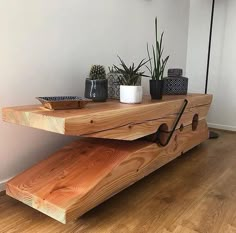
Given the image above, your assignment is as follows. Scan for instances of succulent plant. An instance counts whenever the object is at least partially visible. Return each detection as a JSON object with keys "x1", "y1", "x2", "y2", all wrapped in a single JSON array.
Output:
[
  {"x1": 146, "y1": 17, "x2": 169, "y2": 80},
  {"x1": 108, "y1": 66, "x2": 119, "y2": 73},
  {"x1": 89, "y1": 65, "x2": 106, "y2": 80},
  {"x1": 113, "y1": 56, "x2": 149, "y2": 86}
]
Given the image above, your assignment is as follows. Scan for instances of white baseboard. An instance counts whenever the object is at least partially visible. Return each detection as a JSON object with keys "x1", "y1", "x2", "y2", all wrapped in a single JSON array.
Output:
[
  {"x1": 0, "y1": 177, "x2": 12, "y2": 192},
  {"x1": 208, "y1": 123, "x2": 236, "y2": 132},
  {"x1": 0, "y1": 181, "x2": 6, "y2": 192}
]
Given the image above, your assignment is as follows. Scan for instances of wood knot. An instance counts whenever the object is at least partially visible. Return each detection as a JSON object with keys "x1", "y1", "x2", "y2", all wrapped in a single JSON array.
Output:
[{"x1": 175, "y1": 135, "x2": 178, "y2": 141}]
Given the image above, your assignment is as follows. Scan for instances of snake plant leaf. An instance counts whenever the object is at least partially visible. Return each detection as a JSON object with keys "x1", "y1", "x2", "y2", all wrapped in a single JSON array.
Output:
[
  {"x1": 152, "y1": 45, "x2": 157, "y2": 79},
  {"x1": 146, "y1": 17, "x2": 169, "y2": 81},
  {"x1": 160, "y1": 48, "x2": 164, "y2": 58},
  {"x1": 155, "y1": 17, "x2": 159, "y2": 55},
  {"x1": 160, "y1": 32, "x2": 164, "y2": 54},
  {"x1": 155, "y1": 18, "x2": 161, "y2": 74},
  {"x1": 147, "y1": 43, "x2": 153, "y2": 75},
  {"x1": 160, "y1": 56, "x2": 169, "y2": 78}
]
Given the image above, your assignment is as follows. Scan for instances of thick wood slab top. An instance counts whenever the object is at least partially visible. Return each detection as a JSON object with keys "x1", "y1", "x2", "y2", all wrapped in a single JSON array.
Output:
[{"x1": 2, "y1": 94, "x2": 212, "y2": 140}]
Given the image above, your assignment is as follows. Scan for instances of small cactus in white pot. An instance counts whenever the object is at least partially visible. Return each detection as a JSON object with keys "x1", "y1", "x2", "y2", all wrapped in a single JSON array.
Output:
[{"x1": 113, "y1": 56, "x2": 149, "y2": 104}]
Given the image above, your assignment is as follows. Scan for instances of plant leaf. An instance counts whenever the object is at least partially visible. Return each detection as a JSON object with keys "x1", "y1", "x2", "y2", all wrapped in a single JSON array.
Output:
[
  {"x1": 146, "y1": 43, "x2": 153, "y2": 76},
  {"x1": 159, "y1": 32, "x2": 164, "y2": 54},
  {"x1": 114, "y1": 56, "x2": 149, "y2": 85},
  {"x1": 152, "y1": 45, "x2": 158, "y2": 80},
  {"x1": 145, "y1": 65, "x2": 152, "y2": 75},
  {"x1": 160, "y1": 55, "x2": 169, "y2": 79}
]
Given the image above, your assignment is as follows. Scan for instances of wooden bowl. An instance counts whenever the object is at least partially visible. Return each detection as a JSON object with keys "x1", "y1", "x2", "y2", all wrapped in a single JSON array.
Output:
[{"x1": 36, "y1": 96, "x2": 91, "y2": 110}]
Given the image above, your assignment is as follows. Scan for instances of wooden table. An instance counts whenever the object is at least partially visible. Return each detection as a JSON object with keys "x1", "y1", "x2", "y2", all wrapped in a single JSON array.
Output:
[{"x1": 2, "y1": 94, "x2": 212, "y2": 224}]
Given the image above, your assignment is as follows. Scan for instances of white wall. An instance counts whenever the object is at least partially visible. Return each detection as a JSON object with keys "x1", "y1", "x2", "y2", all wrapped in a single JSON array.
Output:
[
  {"x1": 207, "y1": 0, "x2": 236, "y2": 131},
  {"x1": 186, "y1": 0, "x2": 212, "y2": 93},
  {"x1": 0, "y1": 0, "x2": 190, "y2": 191},
  {"x1": 186, "y1": 0, "x2": 236, "y2": 131}
]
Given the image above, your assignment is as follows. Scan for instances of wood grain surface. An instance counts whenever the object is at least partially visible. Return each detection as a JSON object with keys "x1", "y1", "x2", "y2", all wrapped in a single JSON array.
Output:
[
  {"x1": 6, "y1": 119, "x2": 209, "y2": 223},
  {"x1": 1, "y1": 130, "x2": 236, "y2": 233},
  {"x1": 2, "y1": 94, "x2": 212, "y2": 140}
]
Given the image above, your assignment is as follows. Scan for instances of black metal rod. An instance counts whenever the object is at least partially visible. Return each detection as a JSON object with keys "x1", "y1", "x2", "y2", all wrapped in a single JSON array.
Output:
[
  {"x1": 205, "y1": 0, "x2": 215, "y2": 94},
  {"x1": 205, "y1": 0, "x2": 219, "y2": 139},
  {"x1": 158, "y1": 99, "x2": 188, "y2": 147}
]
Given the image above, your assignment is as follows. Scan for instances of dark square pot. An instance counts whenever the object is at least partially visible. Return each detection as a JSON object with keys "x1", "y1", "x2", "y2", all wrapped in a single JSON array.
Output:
[
  {"x1": 149, "y1": 80, "x2": 163, "y2": 100},
  {"x1": 84, "y1": 79, "x2": 108, "y2": 102}
]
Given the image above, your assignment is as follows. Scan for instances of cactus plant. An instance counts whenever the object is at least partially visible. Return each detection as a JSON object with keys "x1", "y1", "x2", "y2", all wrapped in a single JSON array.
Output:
[
  {"x1": 85, "y1": 65, "x2": 108, "y2": 102},
  {"x1": 89, "y1": 65, "x2": 106, "y2": 80}
]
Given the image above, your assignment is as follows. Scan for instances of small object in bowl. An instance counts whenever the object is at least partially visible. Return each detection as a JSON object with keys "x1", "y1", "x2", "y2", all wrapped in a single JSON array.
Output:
[{"x1": 36, "y1": 96, "x2": 91, "y2": 110}]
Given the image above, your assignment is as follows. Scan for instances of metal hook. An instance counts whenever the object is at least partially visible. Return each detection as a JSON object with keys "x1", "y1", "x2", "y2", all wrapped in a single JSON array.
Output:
[{"x1": 157, "y1": 99, "x2": 188, "y2": 147}]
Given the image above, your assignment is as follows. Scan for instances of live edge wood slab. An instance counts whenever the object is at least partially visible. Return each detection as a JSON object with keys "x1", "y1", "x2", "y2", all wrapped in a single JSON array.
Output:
[
  {"x1": 2, "y1": 94, "x2": 212, "y2": 224},
  {"x1": 3, "y1": 94, "x2": 212, "y2": 140}
]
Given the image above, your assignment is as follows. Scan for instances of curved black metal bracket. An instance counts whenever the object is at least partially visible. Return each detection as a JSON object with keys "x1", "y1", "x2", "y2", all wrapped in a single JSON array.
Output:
[{"x1": 157, "y1": 99, "x2": 188, "y2": 147}]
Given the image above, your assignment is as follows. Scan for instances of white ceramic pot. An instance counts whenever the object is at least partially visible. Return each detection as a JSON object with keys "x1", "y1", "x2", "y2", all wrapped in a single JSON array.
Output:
[{"x1": 120, "y1": 85, "x2": 143, "y2": 104}]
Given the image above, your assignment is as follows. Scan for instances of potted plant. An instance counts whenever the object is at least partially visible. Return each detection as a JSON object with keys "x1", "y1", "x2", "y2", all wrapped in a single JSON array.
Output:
[
  {"x1": 146, "y1": 17, "x2": 169, "y2": 100},
  {"x1": 113, "y1": 56, "x2": 148, "y2": 104},
  {"x1": 84, "y1": 65, "x2": 108, "y2": 102},
  {"x1": 107, "y1": 66, "x2": 123, "y2": 100}
]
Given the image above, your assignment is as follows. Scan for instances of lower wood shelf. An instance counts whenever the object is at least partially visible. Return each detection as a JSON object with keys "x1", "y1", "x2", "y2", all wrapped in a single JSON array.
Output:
[{"x1": 6, "y1": 120, "x2": 209, "y2": 224}]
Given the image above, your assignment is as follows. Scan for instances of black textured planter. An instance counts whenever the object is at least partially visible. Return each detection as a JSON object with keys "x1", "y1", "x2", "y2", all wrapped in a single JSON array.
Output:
[
  {"x1": 163, "y1": 76, "x2": 188, "y2": 95},
  {"x1": 149, "y1": 80, "x2": 163, "y2": 100},
  {"x1": 84, "y1": 79, "x2": 108, "y2": 102}
]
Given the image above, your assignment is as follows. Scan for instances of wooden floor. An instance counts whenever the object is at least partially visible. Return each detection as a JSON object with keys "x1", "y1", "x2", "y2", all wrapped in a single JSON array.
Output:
[{"x1": 0, "y1": 130, "x2": 236, "y2": 233}]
